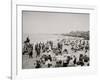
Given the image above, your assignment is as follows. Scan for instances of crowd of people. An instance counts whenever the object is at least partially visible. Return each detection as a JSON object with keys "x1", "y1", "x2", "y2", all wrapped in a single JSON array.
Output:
[{"x1": 22, "y1": 36, "x2": 89, "y2": 68}]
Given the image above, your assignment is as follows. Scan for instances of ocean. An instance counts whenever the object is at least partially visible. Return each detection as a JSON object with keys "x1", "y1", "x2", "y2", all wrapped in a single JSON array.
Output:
[{"x1": 23, "y1": 33, "x2": 84, "y2": 44}]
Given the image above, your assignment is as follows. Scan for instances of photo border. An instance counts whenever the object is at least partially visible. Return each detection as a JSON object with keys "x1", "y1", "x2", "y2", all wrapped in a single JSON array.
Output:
[{"x1": 11, "y1": 1, "x2": 97, "y2": 80}]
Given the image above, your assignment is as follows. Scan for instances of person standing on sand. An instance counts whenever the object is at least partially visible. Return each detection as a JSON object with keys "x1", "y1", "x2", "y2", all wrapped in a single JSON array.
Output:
[{"x1": 28, "y1": 43, "x2": 33, "y2": 58}]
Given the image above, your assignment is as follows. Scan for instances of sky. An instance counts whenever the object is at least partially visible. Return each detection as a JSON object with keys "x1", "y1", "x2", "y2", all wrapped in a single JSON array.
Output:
[{"x1": 22, "y1": 11, "x2": 89, "y2": 34}]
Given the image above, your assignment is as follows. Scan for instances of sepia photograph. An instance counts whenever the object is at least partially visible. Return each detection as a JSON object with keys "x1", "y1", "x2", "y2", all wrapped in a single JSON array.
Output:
[{"x1": 22, "y1": 11, "x2": 90, "y2": 69}]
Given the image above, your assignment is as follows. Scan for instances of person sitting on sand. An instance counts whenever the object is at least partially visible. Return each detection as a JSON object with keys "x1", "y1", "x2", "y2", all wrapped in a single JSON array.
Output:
[{"x1": 35, "y1": 60, "x2": 41, "y2": 68}]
